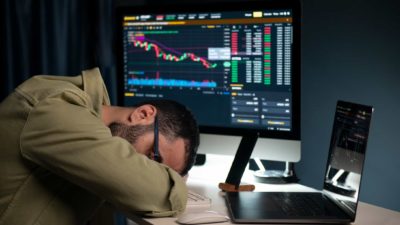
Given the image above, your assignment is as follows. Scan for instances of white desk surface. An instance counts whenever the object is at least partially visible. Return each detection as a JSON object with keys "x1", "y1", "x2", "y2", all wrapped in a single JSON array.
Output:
[{"x1": 134, "y1": 154, "x2": 400, "y2": 225}]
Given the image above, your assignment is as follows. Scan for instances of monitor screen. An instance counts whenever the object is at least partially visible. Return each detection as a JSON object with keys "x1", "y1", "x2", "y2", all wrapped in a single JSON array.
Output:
[{"x1": 116, "y1": 0, "x2": 300, "y2": 143}]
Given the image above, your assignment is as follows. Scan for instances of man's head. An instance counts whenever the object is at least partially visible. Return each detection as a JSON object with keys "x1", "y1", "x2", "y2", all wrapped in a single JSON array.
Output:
[{"x1": 107, "y1": 99, "x2": 200, "y2": 176}]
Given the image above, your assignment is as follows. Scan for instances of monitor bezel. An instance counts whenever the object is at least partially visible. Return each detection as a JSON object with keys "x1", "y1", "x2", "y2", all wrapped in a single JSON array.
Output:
[{"x1": 114, "y1": 0, "x2": 301, "y2": 140}]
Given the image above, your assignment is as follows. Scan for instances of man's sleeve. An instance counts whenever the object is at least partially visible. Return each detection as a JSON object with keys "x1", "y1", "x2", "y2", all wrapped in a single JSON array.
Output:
[{"x1": 19, "y1": 93, "x2": 187, "y2": 218}]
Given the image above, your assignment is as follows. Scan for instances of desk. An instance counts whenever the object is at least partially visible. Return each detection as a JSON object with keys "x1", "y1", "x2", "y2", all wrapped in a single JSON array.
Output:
[{"x1": 129, "y1": 154, "x2": 400, "y2": 225}]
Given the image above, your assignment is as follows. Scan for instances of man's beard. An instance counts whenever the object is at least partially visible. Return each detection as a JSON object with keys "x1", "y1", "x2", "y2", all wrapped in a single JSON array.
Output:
[{"x1": 109, "y1": 123, "x2": 153, "y2": 144}]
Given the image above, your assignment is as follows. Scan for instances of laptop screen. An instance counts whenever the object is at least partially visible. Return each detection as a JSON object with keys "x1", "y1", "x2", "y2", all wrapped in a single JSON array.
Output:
[{"x1": 323, "y1": 100, "x2": 373, "y2": 217}]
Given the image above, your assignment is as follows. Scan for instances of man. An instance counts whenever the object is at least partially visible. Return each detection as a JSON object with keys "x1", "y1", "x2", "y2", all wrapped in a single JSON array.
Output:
[{"x1": 0, "y1": 68, "x2": 200, "y2": 225}]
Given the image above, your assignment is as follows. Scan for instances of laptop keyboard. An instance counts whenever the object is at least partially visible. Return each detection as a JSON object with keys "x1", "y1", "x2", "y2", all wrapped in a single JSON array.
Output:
[{"x1": 272, "y1": 193, "x2": 326, "y2": 216}]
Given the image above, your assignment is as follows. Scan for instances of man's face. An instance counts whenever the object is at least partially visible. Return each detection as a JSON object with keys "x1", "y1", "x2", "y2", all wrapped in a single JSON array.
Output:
[{"x1": 109, "y1": 123, "x2": 186, "y2": 174}]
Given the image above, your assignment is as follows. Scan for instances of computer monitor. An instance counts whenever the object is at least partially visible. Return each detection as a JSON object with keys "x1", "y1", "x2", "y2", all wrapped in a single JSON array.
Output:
[{"x1": 115, "y1": 0, "x2": 301, "y2": 184}]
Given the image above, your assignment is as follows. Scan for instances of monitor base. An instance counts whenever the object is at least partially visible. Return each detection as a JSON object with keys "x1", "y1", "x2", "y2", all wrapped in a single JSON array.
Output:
[
  {"x1": 253, "y1": 161, "x2": 299, "y2": 184},
  {"x1": 254, "y1": 169, "x2": 299, "y2": 184}
]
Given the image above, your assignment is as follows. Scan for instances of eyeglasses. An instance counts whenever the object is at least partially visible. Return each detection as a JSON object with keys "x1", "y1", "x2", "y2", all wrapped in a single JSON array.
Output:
[{"x1": 152, "y1": 115, "x2": 162, "y2": 163}]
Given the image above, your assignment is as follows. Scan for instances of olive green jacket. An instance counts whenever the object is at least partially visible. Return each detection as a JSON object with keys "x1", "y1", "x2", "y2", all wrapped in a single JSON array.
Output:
[{"x1": 0, "y1": 68, "x2": 187, "y2": 225}]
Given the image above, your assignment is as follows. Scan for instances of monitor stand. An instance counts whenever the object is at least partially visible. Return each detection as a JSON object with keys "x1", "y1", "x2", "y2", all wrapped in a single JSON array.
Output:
[
  {"x1": 253, "y1": 159, "x2": 299, "y2": 184},
  {"x1": 220, "y1": 133, "x2": 299, "y2": 191},
  {"x1": 221, "y1": 132, "x2": 259, "y2": 191}
]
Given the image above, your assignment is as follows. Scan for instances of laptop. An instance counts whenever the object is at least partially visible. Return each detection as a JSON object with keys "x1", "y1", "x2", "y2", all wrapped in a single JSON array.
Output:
[{"x1": 225, "y1": 100, "x2": 374, "y2": 224}]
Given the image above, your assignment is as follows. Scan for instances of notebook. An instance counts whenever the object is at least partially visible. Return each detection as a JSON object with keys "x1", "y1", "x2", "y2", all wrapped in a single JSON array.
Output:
[{"x1": 225, "y1": 100, "x2": 374, "y2": 224}]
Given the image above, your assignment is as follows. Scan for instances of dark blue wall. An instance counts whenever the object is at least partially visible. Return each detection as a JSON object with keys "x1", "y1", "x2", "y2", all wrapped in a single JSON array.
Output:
[{"x1": 298, "y1": 0, "x2": 400, "y2": 211}]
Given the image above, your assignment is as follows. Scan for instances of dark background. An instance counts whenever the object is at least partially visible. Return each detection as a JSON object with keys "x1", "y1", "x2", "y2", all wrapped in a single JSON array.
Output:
[
  {"x1": 2, "y1": 0, "x2": 400, "y2": 212},
  {"x1": 299, "y1": 0, "x2": 400, "y2": 212}
]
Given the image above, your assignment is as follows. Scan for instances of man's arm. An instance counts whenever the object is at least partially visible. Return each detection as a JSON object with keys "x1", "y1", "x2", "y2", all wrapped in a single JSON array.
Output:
[{"x1": 20, "y1": 93, "x2": 187, "y2": 218}]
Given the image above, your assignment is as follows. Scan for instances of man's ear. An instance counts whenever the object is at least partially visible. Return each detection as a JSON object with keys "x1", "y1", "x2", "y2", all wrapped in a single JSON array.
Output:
[{"x1": 128, "y1": 104, "x2": 157, "y2": 125}]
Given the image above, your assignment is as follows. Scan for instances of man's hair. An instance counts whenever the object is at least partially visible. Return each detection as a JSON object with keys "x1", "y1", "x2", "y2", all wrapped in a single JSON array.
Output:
[{"x1": 133, "y1": 99, "x2": 200, "y2": 176}]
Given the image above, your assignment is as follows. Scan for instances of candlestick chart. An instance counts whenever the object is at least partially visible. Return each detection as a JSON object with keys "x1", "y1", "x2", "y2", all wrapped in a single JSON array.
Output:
[{"x1": 124, "y1": 29, "x2": 225, "y2": 89}]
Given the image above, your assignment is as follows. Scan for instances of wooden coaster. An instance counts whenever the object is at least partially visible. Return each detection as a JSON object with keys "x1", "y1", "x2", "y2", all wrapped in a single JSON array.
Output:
[{"x1": 218, "y1": 182, "x2": 255, "y2": 192}]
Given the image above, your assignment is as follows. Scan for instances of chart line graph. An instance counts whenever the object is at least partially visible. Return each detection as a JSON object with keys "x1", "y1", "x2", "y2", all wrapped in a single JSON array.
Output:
[
  {"x1": 129, "y1": 35, "x2": 217, "y2": 69},
  {"x1": 124, "y1": 28, "x2": 226, "y2": 89}
]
